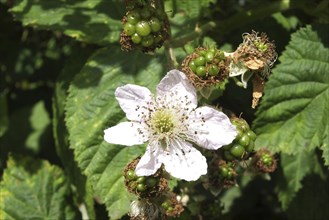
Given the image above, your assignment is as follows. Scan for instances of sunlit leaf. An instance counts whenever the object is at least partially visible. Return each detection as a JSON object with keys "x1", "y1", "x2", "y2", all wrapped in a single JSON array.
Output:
[
  {"x1": 26, "y1": 100, "x2": 50, "y2": 152},
  {"x1": 253, "y1": 25, "x2": 329, "y2": 155},
  {"x1": 10, "y1": 0, "x2": 124, "y2": 45},
  {"x1": 53, "y1": 45, "x2": 96, "y2": 219},
  {"x1": 65, "y1": 46, "x2": 165, "y2": 219},
  {"x1": 0, "y1": 155, "x2": 80, "y2": 220}
]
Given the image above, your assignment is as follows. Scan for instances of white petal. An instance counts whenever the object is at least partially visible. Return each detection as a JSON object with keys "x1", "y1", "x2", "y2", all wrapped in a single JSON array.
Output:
[
  {"x1": 104, "y1": 122, "x2": 148, "y2": 146},
  {"x1": 160, "y1": 139, "x2": 207, "y2": 181},
  {"x1": 189, "y1": 106, "x2": 237, "y2": 150},
  {"x1": 135, "y1": 141, "x2": 164, "y2": 176},
  {"x1": 115, "y1": 84, "x2": 153, "y2": 121},
  {"x1": 156, "y1": 70, "x2": 197, "y2": 107}
]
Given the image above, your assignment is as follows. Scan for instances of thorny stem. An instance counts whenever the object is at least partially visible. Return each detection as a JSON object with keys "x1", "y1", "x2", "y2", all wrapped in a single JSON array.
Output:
[{"x1": 164, "y1": 41, "x2": 179, "y2": 69}]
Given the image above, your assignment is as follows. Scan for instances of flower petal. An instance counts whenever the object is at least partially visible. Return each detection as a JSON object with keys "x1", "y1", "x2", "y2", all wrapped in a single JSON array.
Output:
[
  {"x1": 115, "y1": 84, "x2": 153, "y2": 121},
  {"x1": 135, "y1": 141, "x2": 164, "y2": 176},
  {"x1": 104, "y1": 122, "x2": 148, "y2": 146},
  {"x1": 189, "y1": 106, "x2": 237, "y2": 150},
  {"x1": 156, "y1": 70, "x2": 197, "y2": 107},
  {"x1": 160, "y1": 139, "x2": 207, "y2": 181}
]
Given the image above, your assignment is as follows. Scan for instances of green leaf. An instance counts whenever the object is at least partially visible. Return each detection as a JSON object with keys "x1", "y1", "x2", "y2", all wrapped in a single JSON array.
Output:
[
  {"x1": 320, "y1": 142, "x2": 329, "y2": 167},
  {"x1": 10, "y1": 0, "x2": 124, "y2": 45},
  {"x1": 26, "y1": 100, "x2": 50, "y2": 152},
  {"x1": 166, "y1": 0, "x2": 215, "y2": 19},
  {"x1": 65, "y1": 46, "x2": 165, "y2": 219},
  {"x1": 0, "y1": 100, "x2": 51, "y2": 154},
  {"x1": 253, "y1": 25, "x2": 329, "y2": 155},
  {"x1": 277, "y1": 148, "x2": 324, "y2": 210},
  {"x1": 53, "y1": 45, "x2": 96, "y2": 219},
  {"x1": 286, "y1": 174, "x2": 329, "y2": 220},
  {"x1": 0, "y1": 93, "x2": 8, "y2": 137},
  {"x1": 0, "y1": 155, "x2": 80, "y2": 220},
  {"x1": 165, "y1": 0, "x2": 214, "y2": 38},
  {"x1": 272, "y1": 12, "x2": 299, "y2": 31}
]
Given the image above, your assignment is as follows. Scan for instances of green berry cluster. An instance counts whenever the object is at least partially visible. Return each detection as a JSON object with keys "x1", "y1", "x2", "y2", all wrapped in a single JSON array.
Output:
[
  {"x1": 218, "y1": 162, "x2": 236, "y2": 180},
  {"x1": 160, "y1": 195, "x2": 183, "y2": 218},
  {"x1": 125, "y1": 169, "x2": 160, "y2": 197},
  {"x1": 252, "y1": 149, "x2": 277, "y2": 173},
  {"x1": 222, "y1": 118, "x2": 256, "y2": 161},
  {"x1": 188, "y1": 48, "x2": 225, "y2": 78},
  {"x1": 122, "y1": 5, "x2": 168, "y2": 50}
]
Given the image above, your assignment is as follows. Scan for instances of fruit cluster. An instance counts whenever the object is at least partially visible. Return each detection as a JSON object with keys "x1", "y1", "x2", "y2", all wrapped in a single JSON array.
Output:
[
  {"x1": 121, "y1": 5, "x2": 169, "y2": 52},
  {"x1": 252, "y1": 149, "x2": 277, "y2": 173},
  {"x1": 124, "y1": 168, "x2": 166, "y2": 198},
  {"x1": 181, "y1": 47, "x2": 230, "y2": 88},
  {"x1": 188, "y1": 47, "x2": 225, "y2": 78},
  {"x1": 217, "y1": 160, "x2": 237, "y2": 188},
  {"x1": 222, "y1": 117, "x2": 256, "y2": 161},
  {"x1": 160, "y1": 194, "x2": 184, "y2": 218}
]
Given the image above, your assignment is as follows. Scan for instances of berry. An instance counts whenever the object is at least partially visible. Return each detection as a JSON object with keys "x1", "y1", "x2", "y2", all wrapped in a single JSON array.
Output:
[
  {"x1": 124, "y1": 23, "x2": 135, "y2": 36},
  {"x1": 140, "y1": 7, "x2": 152, "y2": 19},
  {"x1": 196, "y1": 66, "x2": 206, "y2": 77},
  {"x1": 141, "y1": 35, "x2": 154, "y2": 47},
  {"x1": 145, "y1": 177, "x2": 157, "y2": 188},
  {"x1": 197, "y1": 50, "x2": 207, "y2": 56},
  {"x1": 246, "y1": 140, "x2": 255, "y2": 152},
  {"x1": 136, "y1": 176, "x2": 145, "y2": 183},
  {"x1": 194, "y1": 56, "x2": 206, "y2": 66},
  {"x1": 219, "y1": 167, "x2": 229, "y2": 177},
  {"x1": 208, "y1": 64, "x2": 219, "y2": 76},
  {"x1": 149, "y1": 17, "x2": 161, "y2": 32},
  {"x1": 136, "y1": 183, "x2": 146, "y2": 192},
  {"x1": 238, "y1": 134, "x2": 250, "y2": 147},
  {"x1": 224, "y1": 150, "x2": 235, "y2": 161},
  {"x1": 131, "y1": 33, "x2": 142, "y2": 44},
  {"x1": 126, "y1": 170, "x2": 136, "y2": 180},
  {"x1": 205, "y1": 52, "x2": 214, "y2": 62},
  {"x1": 135, "y1": 21, "x2": 151, "y2": 37},
  {"x1": 230, "y1": 144, "x2": 245, "y2": 158},
  {"x1": 209, "y1": 47, "x2": 216, "y2": 53},
  {"x1": 189, "y1": 60, "x2": 197, "y2": 72},
  {"x1": 127, "y1": 10, "x2": 141, "y2": 25},
  {"x1": 246, "y1": 130, "x2": 256, "y2": 141},
  {"x1": 235, "y1": 128, "x2": 244, "y2": 140},
  {"x1": 161, "y1": 201, "x2": 170, "y2": 209}
]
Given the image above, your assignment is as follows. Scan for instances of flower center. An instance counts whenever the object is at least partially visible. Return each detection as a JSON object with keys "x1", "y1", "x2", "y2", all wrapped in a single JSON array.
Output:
[{"x1": 150, "y1": 109, "x2": 176, "y2": 134}]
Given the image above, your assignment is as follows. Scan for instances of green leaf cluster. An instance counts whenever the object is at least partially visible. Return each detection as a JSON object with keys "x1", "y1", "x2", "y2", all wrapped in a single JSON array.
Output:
[{"x1": 253, "y1": 25, "x2": 329, "y2": 209}]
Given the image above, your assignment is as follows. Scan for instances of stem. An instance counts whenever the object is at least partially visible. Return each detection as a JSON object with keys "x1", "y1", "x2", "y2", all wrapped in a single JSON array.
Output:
[
  {"x1": 169, "y1": 21, "x2": 216, "y2": 48},
  {"x1": 164, "y1": 41, "x2": 179, "y2": 69}
]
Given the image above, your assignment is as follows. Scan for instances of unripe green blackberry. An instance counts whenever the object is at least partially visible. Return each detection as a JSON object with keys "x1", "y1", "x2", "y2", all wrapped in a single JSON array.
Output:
[
  {"x1": 222, "y1": 117, "x2": 256, "y2": 161},
  {"x1": 160, "y1": 193, "x2": 184, "y2": 218},
  {"x1": 251, "y1": 149, "x2": 277, "y2": 173},
  {"x1": 123, "y1": 157, "x2": 168, "y2": 198},
  {"x1": 181, "y1": 47, "x2": 229, "y2": 88},
  {"x1": 217, "y1": 161, "x2": 237, "y2": 188},
  {"x1": 120, "y1": 3, "x2": 170, "y2": 52}
]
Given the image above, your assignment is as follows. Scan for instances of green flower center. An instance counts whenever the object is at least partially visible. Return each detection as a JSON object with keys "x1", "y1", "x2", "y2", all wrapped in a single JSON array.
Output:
[{"x1": 151, "y1": 109, "x2": 176, "y2": 134}]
